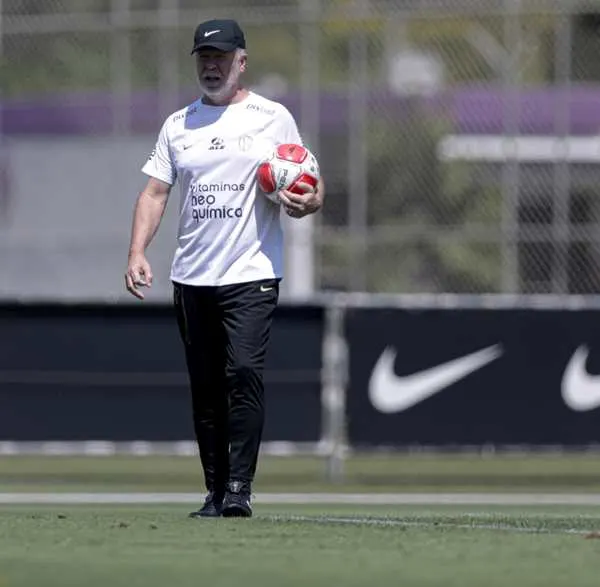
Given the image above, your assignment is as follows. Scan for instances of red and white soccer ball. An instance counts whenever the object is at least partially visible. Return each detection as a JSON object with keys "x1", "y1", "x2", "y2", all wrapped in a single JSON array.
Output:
[{"x1": 257, "y1": 143, "x2": 320, "y2": 204}]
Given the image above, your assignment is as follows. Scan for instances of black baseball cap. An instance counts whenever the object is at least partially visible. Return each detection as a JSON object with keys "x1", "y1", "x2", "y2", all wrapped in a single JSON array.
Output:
[{"x1": 191, "y1": 19, "x2": 246, "y2": 54}]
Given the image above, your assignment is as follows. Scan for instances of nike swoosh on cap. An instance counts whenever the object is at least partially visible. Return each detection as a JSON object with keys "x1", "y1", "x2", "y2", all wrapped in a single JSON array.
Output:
[
  {"x1": 204, "y1": 30, "x2": 221, "y2": 37},
  {"x1": 561, "y1": 345, "x2": 600, "y2": 411},
  {"x1": 368, "y1": 344, "x2": 503, "y2": 414}
]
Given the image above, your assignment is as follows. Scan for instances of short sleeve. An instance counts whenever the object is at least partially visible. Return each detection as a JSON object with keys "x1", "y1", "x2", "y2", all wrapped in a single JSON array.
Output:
[
  {"x1": 141, "y1": 119, "x2": 177, "y2": 185},
  {"x1": 278, "y1": 106, "x2": 304, "y2": 146}
]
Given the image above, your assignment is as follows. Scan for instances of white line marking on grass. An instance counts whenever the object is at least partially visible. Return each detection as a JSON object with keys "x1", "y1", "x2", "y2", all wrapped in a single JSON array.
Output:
[
  {"x1": 1, "y1": 492, "x2": 600, "y2": 505},
  {"x1": 264, "y1": 515, "x2": 595, "y2": 536},
  {"x1": 1, "y1": 493, "x2": 598, "y2": 535},
  {"x1": 255, "y1": 493, "x2": 600, "y2": 506}
]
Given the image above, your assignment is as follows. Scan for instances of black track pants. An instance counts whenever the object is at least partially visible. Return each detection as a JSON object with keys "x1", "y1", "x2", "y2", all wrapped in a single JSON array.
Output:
[{"x1": 173, "y1": 278, "x2": 279, "y2": 490}]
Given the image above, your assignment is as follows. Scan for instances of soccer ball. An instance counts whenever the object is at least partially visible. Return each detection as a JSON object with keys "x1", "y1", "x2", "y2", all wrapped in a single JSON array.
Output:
[{"x1": 256, "y1": 143, "x2": 320, "y2": 204}]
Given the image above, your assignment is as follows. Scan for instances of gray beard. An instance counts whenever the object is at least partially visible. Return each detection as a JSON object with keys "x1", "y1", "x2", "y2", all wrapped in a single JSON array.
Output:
[{"x1": 198, "y1": 66, "x2": 241, "y2": 103}]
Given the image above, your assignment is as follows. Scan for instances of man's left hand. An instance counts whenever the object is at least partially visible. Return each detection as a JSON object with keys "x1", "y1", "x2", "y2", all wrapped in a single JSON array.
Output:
[{"x1": 278, "y1": 181, "x2": 322, "y2": 219}]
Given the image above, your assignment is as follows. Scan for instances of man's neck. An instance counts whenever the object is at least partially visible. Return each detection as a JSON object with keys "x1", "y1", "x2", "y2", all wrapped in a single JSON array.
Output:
[{"x1": 202, "y1": 87, "x2": 249, "y2": 107}]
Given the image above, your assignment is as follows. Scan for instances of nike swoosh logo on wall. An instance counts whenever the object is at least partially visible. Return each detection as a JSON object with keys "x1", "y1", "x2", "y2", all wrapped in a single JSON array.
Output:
[
  {"x1": 368, "y1": 344, "x2": 503, "y2": 414},
  {"x1": 561, "y1": 345, "x2": 600, "y2": 411}
]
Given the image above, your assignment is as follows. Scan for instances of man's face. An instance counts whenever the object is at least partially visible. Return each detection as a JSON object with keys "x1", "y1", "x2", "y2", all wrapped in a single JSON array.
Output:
[{"x1": 195, "y1": 48, "x2": 246, "y2": 99}]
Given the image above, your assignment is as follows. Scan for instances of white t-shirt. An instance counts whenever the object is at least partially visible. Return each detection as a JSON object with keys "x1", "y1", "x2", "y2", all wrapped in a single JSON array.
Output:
[{"x1": 141, "y1": 91, "x2": 302, "y2": 287}]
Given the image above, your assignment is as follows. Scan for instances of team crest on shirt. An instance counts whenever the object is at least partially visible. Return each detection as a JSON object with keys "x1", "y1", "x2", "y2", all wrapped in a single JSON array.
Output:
[{"x1": 238, "y1": 135, "x2": 254, "y2": 152}]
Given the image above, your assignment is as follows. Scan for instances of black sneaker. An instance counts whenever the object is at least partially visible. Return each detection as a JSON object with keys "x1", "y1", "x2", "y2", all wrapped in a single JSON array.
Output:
[
  {"x1": 188, "y1": 490, "x2": 224, "y2": 518},
  {"x1": 221, "y1": 480, "x2": 252, "y2": 518}
]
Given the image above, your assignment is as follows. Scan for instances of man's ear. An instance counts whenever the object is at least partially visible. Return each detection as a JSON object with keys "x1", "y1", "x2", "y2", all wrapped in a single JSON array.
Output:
[{"x1": 239, "y1": 54, "x2": 248, "y2": 73}]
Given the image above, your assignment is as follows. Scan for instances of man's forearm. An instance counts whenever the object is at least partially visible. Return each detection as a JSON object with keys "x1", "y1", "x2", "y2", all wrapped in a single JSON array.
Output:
[
  {"x1": 128, "y1": 191, "x2": 168, "y2": 256},
  {"x1": 316, "y1": 178, "x2": 325, "y2": 208}
]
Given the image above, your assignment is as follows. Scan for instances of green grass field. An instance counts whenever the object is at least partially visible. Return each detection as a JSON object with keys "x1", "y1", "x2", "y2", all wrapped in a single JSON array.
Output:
[
  {"x1": 1, "y1": 453, "x2": 600, "y2": 586},
  {"x1": 1, "y1": 504, "x2": 600, "y2": 587}
]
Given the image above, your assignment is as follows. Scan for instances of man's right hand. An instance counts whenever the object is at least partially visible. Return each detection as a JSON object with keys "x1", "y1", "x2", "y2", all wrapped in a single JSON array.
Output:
[{"x1": 125, "y1": 252, "x2": 153, "y2": 300}]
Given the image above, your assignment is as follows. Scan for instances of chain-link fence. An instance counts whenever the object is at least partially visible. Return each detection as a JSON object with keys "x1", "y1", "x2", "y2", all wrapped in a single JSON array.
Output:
[{"x1": 2, "y1": 0, "x2": 600, "y2": 300}]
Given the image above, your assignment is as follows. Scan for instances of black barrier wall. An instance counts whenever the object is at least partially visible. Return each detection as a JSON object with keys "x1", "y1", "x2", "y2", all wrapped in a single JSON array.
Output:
[
  {"x1": 0, "y1": 304, "x2": 323, "y2": 442},
  {"x1": 346, "y1": 307, "x2": 600, "y2": 447},
  {"x1": 4, "y1": 303, "x2": 600, "y2": 447}
]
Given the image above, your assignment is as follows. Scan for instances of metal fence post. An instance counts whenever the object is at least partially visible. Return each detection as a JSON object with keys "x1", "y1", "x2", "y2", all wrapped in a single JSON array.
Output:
[
  {"x1": 552, "y1": 7, "x2": 572, "y2": 294},
  {"x1": 158, "y1": 0, "x2": 180, "y2": 122},
  {"x1": 321, "y1": 296, "x2": 349, "y2": 483},
  {"x1": 501, "y1": 0, "x2": 522, "y2": 293},
  {"x1": 347, "y1": 0, "x2": 369, "y2": 293},
  {"x1": 0, "y1": 0, "x2": 6, "y2": 227},
  {"x1": 111, "y1": 0, "x2": 132, "y2": 136},
  {"x1": 283, "y1": 0, "x2": 321, "y2": 300}
]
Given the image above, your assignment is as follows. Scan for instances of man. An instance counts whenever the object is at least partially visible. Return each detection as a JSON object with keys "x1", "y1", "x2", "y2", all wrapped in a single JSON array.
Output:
[{"x1": 124, "y1": 18, "x2": 324, "y2": 518}]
